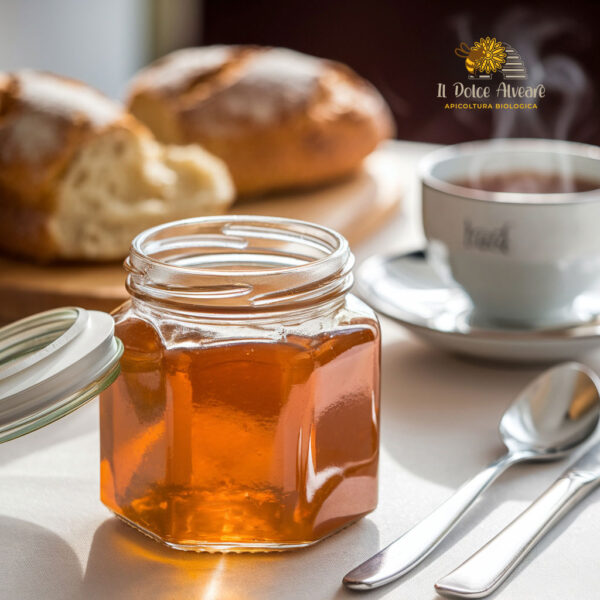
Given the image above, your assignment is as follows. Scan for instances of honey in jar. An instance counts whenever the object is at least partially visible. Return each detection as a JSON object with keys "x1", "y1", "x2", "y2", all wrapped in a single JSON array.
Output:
[{"x1": 100, "y1": 216, "x2": 380, "y2": 551}]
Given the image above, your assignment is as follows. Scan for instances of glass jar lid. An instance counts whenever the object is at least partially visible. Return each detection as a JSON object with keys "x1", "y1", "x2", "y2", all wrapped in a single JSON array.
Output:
[{"x1": 0, "y1": 307, "x2": 122, "y2": 443}]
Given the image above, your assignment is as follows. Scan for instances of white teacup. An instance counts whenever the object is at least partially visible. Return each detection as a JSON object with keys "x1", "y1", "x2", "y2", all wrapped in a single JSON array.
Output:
[{"x1": 420, "y1": 139, "x2": 600, "y2": 327}]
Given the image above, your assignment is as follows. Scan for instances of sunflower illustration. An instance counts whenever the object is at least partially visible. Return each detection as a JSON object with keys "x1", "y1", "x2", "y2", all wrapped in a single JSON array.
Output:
[{"x1": 471, "y1": 37, "x2": 506, "y2": 74}]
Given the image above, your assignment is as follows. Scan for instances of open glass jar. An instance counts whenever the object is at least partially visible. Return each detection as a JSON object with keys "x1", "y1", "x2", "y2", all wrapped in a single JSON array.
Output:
[{"x1": 99, "y1": 216, "x2": 381, "y2": 552}]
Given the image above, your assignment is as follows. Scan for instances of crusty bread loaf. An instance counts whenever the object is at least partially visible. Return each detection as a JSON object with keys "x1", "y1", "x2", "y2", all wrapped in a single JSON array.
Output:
[
  {"x1": 0, "y1": 70, "x2": 233, "y2": 262},
  {"x1": 127, "y1": 46, "x2": 394, "y2": 196}
]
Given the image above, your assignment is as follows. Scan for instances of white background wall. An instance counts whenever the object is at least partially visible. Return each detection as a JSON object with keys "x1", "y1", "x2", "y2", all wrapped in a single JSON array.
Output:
[{"x1": 0, "y1": 0, "x2": 152, "y2": 100}]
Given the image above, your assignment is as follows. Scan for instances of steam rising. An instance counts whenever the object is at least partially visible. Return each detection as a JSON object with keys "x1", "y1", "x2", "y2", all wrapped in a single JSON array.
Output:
[
  {"x1": 447, "y1": 8, "x2": 599, "y2": 191},
  {"x1": 449, "y1": 7, "x2": 597, "y2": 141}
]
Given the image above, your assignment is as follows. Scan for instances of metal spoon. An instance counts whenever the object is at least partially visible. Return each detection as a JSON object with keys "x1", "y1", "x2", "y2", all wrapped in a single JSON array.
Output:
[{"x1": 343, "y1": 362, "x2": 600, "y2": 591}]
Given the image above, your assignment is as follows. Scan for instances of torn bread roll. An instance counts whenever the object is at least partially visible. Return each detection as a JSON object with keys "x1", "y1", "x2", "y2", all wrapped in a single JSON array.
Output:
[
  {"x1": 0, "y1": 70, "x2": 233, "y2": 262},
  {"x1": 127, "y1": 46, "x2": 395, "y2": 196}
]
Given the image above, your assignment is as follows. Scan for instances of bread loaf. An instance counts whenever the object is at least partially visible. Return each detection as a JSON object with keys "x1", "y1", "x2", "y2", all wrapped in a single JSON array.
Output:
[
  {"x1": 0, "y1": 70, "x2": 233, "y2": 262},
  {"x1": 127, "y1": 46, "x2": 394, "y2": 196}
]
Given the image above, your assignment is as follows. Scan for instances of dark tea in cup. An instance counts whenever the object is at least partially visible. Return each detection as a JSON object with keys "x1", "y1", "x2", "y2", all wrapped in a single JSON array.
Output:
[{"x1": 453, "y1": 172, "x2": 600, "y2": 195}]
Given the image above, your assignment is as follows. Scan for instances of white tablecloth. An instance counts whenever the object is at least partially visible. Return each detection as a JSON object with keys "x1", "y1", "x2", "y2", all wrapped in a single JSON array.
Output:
[{"x1": 2, "y1": 141, "x2": 600, "y2": 600}]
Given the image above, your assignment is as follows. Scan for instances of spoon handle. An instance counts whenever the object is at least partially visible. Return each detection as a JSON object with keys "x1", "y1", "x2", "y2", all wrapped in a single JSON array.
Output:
[
  {"x1": 435, "y1": 472, "x2": 600, "y2": 598},
  {"x1": 343, "y1": 452, "x2": 521, "y2": 590}
]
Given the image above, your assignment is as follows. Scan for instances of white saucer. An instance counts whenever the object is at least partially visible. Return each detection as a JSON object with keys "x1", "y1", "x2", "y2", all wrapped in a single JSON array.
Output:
[{"x1": 357, "y1": 251, "x2": 600, "y2": 363}]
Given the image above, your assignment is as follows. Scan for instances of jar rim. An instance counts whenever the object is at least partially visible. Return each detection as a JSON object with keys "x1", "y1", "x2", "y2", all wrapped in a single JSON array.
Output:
[
  {"x1": 129, "y1": 215, "x2": 349, "y2": 276},
  {"x1": 125, "y1": 215, "x2": 354, "y2": 312}
]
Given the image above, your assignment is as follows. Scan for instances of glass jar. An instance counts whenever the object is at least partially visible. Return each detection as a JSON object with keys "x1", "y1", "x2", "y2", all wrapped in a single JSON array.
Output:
[{"x1": 99, "y1": 216, "x2": 381, "y2": 552}]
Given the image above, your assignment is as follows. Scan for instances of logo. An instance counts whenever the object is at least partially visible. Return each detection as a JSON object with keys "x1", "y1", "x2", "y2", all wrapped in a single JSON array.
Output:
[
  {"x1": 463, "y1": 220, "x2": 510, "y2": 254},
  {"x1": 454, "y1": 37, "x2": 527, "y2": 81},
  {"x1": 436, "y1": 35, "x2": 545, "y2": 111}
]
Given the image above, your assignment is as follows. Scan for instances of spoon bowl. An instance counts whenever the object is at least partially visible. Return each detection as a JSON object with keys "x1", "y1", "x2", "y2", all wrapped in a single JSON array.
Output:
[{"x1": 500, "y1": 362, "x2": 600, "y2": 457}]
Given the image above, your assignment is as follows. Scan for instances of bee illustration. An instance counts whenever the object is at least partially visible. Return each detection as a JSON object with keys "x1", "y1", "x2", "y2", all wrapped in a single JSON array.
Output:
[{"x1": 454, "y1": 42, "x2": 484, "y2": 75}]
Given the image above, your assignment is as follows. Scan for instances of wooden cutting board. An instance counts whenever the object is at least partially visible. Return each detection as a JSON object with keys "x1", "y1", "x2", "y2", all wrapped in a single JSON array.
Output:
[{"x1": 0, "y1": 146, "x2": 403, "y2": 324}]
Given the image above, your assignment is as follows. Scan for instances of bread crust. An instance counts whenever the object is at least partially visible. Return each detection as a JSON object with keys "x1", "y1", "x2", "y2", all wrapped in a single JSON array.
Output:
[
  {"x1": 0, "y1": 190, "x2": 55, "y2": 260},
  {"x1": 127, "y1": 46, "x2": 395, "y2": 196},
  {"x1": 0, "y1": 71, "x2": 147, "y2": 261},
  {"x1": 0, "y1": 70, "x2": 233, "y2": 263},
  {"x1": 0, "y1": 71, "x2": 144, "y2": 206}
]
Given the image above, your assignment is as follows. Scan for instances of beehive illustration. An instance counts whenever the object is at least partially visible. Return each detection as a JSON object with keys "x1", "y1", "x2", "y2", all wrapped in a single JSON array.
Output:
[{"x1": 499, "y1": 44, "x2": 527, "y2": 80}]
